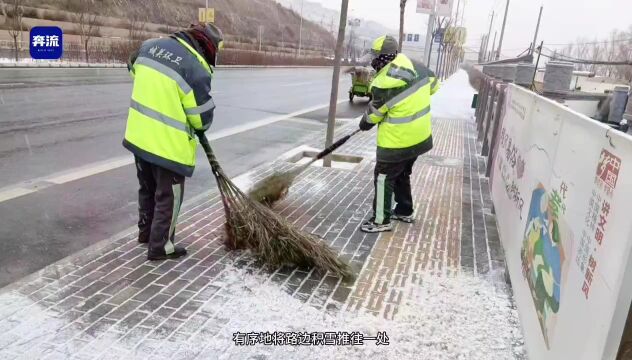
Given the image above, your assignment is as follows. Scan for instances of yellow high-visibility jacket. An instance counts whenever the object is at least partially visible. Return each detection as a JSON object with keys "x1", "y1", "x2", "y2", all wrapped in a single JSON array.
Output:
[
  {"x1": 362, "y1": 53, "x2": 440, "y2": 162},
  {"x1": 123, "y1": 36, "x2": 215, "y2": 177}
]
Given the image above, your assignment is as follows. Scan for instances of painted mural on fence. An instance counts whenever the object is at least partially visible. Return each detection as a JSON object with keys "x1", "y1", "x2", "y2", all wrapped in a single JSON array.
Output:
[
  {"x1": 490, "y1": 84, "x2": 632, "y2": 359},
  {"x1": 521, "y1": 183, "x2": 571, "y2": 348},
  {"x1": 577, "y1": 149, "x2": 621, "y2": 300},
  {"x1": 497, "y1": 126, "x2": 526, "y2": 218}
]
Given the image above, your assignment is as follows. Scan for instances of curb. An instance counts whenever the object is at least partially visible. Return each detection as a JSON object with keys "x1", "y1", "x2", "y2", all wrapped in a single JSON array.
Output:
[{"x1": 0, "y1": 167, "x2": 255, "y2": 296}]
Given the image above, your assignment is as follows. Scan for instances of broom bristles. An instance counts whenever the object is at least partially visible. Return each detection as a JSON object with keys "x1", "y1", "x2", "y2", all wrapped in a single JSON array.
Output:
[
  {"x1": 248, "y1": 166, "x2": 306, "y2": 206},
  {"x1": 207, "y1": 149, "x2": 353, "y2": 279}
]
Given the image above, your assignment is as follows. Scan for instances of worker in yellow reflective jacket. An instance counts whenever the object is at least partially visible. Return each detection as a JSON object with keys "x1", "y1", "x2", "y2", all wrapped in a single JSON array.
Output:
[
  {"x1": 123, "y1": 23, "x2": 223, "y2": 260},
  {"x1": 358, "y1": 35, "x2": 440, "y2": 233}
]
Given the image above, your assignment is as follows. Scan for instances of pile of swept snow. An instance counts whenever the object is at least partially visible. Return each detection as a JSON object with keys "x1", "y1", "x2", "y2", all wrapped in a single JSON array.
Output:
[{"x1": 173, "y1": 267, "x2": 526, "y2": 360}]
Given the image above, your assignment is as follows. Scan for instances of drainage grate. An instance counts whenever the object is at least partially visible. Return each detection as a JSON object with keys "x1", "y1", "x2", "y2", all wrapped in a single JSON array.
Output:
[{"x1": 286, "y1": 150, "x2": 363, "y2": 170}]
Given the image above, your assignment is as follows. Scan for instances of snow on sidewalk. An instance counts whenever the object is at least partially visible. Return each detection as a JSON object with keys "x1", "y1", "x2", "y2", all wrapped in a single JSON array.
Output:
[
  {"x1": 181, "y1": 266, "x2": 524, "y2": 360},
  {"x1": 432, "y1": 69, "x2": 479, "y2": 120}
]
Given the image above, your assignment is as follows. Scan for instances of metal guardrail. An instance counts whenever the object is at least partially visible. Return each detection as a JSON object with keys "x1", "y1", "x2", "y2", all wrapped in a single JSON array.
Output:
[{"x1": 474, "y1": 76, "x2": 509, "y2": 177}]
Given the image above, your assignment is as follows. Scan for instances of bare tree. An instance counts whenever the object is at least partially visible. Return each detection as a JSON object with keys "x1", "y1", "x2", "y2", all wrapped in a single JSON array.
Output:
[
  {"x1": 2, "y1": 0, "x2": 24, "y2": 62},
  {"x1": 605, "y1": 30, "x2": 618, "y2": 77},
  {"x1": 561, "y1": 43, "x2": 574, "y2": 62},
  {"x1": 127, "y1": 12, "x2": 146, "y2": 43},
  {"x1": 398, "y1": 0, "x2": 407, "y2": 51},
  {"x1": 574, "y1": 40, "x2": 589, "y2": 72},
  {"x1": 619, "y1": 34, "x2": 632, "y2": 82},
  {"x1": 589, "y1": 41, "x2": 601, "y2": 74},
  {"x1": 74, "y1": 3, "x2": 101, "y2": 63},
  {"x1": 613, "y1": 31, "x2": 632, "y2": 82},
  {"x1": 562, "y1": 28, "x2": 632, "y2": 82}
]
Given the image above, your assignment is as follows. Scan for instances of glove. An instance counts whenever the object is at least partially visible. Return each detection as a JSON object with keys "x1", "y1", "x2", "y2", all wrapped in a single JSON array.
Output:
[{"x1": 358, "y1": 115, "x2": 375, "y2": 131}]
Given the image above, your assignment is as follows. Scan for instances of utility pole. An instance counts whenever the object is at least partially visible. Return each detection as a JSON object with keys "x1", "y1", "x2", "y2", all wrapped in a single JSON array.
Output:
[
  {"x1": 455, "y1": 0, "x2": 461, "y2": 27},
  {"x1": 478, "y1": 34, "x2": 487, "y2": 63},
  {"x1": 488, "y1": 31, "x2": 497, "y2": 62},
  {"x1": 347, "y1": 28, "x2": 354, "y2": 61},
  {"x1": 530, "y1": 6, "x2": 543, "y2": 55},
  {"x1": 483, "y1": 11, "x2": 494, "y2": 63},
  {"x1": 532, "y1": 41, "x2": 544, "y2": 88},
  {"x1": 324, "y1": 0, "x2": 349, "y2": 167},
  {"x1": 436, "y1": 41, "x2": 442, "y2": 73},
  {"x1": 424, "y1": 14, "x2": 436, "y2": 65},
  {"x1": 258, "y1": 25, "x2": 263, "y2": 52},
  {"x1": 427, "y1": 18, "x2": 442, "y2": 68},
  {"x1": 495, "y1": 0, "x2": 510, "y2": 60},
  {"x1": 423, "y1": 1, "x2": 437, "y2": 66},
  {"x1": 298, "y1": 0, "x2": 304, "y2": 57}
]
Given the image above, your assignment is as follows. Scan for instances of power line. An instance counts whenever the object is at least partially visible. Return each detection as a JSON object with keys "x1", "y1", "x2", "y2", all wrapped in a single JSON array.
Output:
[
  {"x1": 545, "y1": 37, "x2": 632, "y2": 48},
  {"x1": 538, "y1": 48, "x2": 632, "y2": 66}
]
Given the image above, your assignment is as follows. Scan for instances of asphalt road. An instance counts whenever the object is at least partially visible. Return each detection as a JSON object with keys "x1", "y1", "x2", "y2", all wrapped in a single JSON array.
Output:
[{"x1": 0, "y1": 67, "x2": 367, "y2": 288}]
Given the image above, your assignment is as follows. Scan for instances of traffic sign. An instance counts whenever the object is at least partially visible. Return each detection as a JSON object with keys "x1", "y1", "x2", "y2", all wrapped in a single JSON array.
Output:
[
  {"x1": 434, "y1": 28, "x2": 444, "y2": 43},
  {"x1": 198, "y1": 8, "x2": 215, "y2": 23}
]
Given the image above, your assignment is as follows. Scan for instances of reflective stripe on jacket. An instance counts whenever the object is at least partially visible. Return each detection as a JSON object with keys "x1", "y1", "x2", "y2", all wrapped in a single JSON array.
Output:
[
  {"x1": 362, "y1": 53, "x2": 440, "y2": 162},
  {"x1": 123, "y1": 37, "x2": 215, "y2": 177}
]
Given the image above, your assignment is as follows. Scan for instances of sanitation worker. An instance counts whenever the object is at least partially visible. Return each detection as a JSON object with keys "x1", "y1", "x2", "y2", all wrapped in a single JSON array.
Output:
[
  {"x1": 123, "y1": 23, "x2": 223, "y2": 260},
  {"x1": 358, "y1": 35, "x2": 440, "y2": 233}
]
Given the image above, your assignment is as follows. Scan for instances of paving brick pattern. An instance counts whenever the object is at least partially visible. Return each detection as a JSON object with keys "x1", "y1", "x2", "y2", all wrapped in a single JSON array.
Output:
[{"x1": 0, "y1": 113, "x2": 508, "y2": 359}]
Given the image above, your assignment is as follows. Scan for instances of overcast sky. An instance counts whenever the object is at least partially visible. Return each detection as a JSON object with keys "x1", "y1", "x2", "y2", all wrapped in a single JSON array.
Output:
[{"x1": 312, "y1": 0, "x2": 631, "y2": 57}]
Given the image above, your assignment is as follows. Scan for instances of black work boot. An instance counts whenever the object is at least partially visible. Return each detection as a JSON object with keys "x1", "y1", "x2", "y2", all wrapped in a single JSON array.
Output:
[
  {"x1": 148, "y1": 246, "x2": 187, "y2": 261},
  {"x1": 138, "y1": 233, "x2": 150, "y2": 244},
  {"x1": 137, "y1": 214, "x2": 152, "y2": 243}
]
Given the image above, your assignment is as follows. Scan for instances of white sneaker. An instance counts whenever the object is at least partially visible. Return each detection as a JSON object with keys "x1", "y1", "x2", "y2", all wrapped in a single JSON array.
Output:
[
  {"x1": 391, "y1": 213, "x2": 415, "y2": 223},
  {"x1": 360, "y1": 221, "x2": 393, "y2": 233}
]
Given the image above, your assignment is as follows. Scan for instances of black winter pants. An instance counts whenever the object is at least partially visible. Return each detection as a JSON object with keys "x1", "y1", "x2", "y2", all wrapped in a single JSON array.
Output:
[
  {"x1": 135, "y1": 156, "x2": 185, "y2": 256},
  {"x1": 371, "y1": 157, "x2": 418, "y2": 224}
]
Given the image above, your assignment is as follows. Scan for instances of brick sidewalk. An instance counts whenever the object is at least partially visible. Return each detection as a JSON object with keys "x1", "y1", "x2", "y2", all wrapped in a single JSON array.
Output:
[{"x1": 0, "y1": 71, "x2": 525, "y2": 360}]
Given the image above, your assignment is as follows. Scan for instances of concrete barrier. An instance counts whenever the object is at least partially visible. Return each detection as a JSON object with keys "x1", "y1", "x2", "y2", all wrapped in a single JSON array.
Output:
[
  {"x1": 609, "y1": 86, "x2": 630, "y2": 123},
  {"x1": 515, "y1": 63, "x2": 536, "y2": 87},
  {"x1": 501, "y1": 64, "x2": 517, "y2": 83},
  {"x1": 624, "y1": 89, "x2": 632, "y2": 123},
  {"x1": 543, "y1": 61, "x2": 574, "y2": 92}
]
